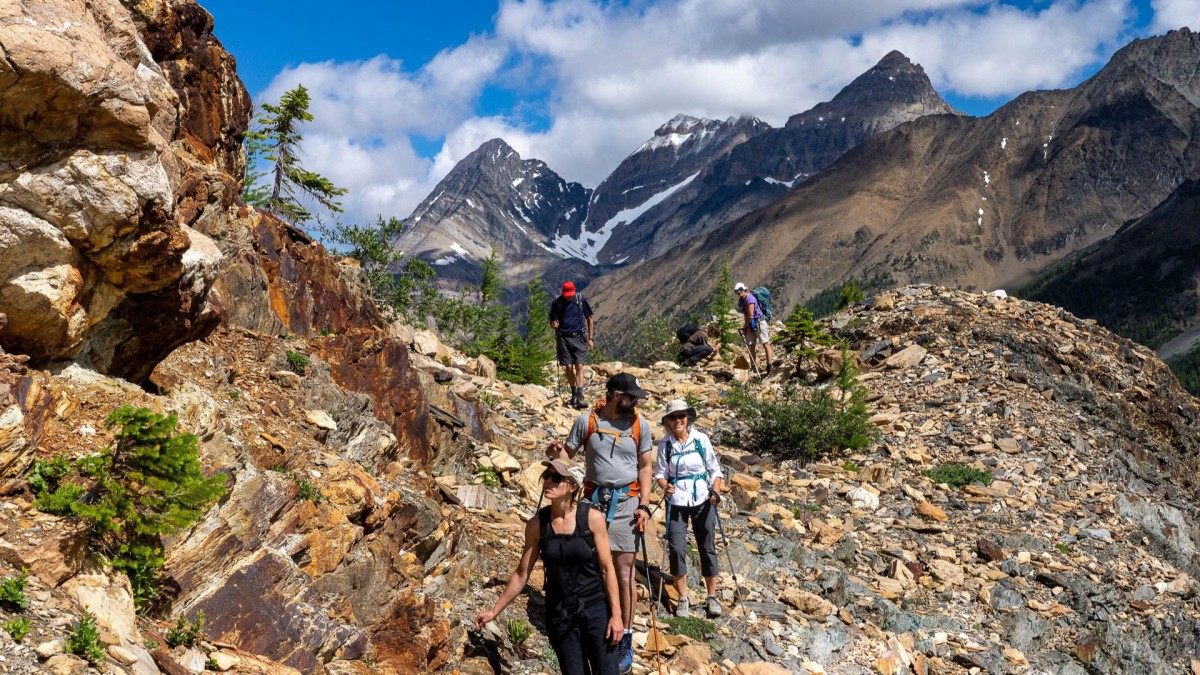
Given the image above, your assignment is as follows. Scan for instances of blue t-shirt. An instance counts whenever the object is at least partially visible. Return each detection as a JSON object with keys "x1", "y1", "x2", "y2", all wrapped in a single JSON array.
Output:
[{"x1": 550, "y1": 295, "x2": 593, "y2": 333}]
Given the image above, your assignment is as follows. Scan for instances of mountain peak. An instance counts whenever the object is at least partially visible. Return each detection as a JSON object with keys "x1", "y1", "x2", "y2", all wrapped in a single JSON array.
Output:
[
  {"x1": 785, "y1": 50, "x2": 956, "y2": 128},
  {"x1": 463, "y1": 138, "x2": 520, "y2": 167}
]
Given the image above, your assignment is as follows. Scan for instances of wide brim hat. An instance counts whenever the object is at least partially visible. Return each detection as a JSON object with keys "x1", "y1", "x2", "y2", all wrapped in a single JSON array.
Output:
[
  {"x1": 541, "y1": 458, "x2": 585, "y2": 486},
  {"x1": 660, "y1": 399, "x2": 697, "y2": 425}
]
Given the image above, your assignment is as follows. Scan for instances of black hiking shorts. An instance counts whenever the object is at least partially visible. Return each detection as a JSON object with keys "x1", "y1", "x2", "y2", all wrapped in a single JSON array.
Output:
[{"x1": 556, "y1": 332, "x2": 589, "y2": 365}]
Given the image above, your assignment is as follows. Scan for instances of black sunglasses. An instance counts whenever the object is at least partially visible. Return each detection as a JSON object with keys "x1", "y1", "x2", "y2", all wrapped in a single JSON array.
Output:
[
  {"x1": 540, "y1": 471, "x2": 566, "y2": 484},
  {"x1": 666, "y1": 414, "x2": 688, "y2": 421}
]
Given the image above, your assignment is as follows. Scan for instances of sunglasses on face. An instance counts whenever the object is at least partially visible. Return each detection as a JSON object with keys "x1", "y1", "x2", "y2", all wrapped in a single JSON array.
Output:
[
  {"x1": 666, "y1": 414, "x2": 688, "y2": 422},
  {"x1": 541, "y1": 471, "x2": 567, "y2": 484}
]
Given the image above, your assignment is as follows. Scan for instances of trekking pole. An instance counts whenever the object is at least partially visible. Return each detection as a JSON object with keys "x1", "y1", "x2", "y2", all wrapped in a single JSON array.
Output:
[
  {"x1": 655, "y1": 498, "x2": 672, "y2": 608},
  {"x1": 637, "y1": 524, "x2": 665, "y2": 675},
  {"x1": 739, "y1": 330, "x2": 763, "y2": 379},
  {"x1": 712, "y1": 501, "x2": 742, "y2": 604}
]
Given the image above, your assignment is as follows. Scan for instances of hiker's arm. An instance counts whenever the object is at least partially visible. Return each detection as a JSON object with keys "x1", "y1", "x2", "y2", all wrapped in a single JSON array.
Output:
[
  {"x1": 549, "y1": 299, "x2": 559, "y2": 329},
  {"x1": 705, "y1": 435, "x2": 724, "y2": 501},
  {"x1": 590, "y1": 509, "x2": 624, "y2": 642},
  {"x1": 634, "y1": 437, "x2": 653, "y2": 526},
  {"x1": 550, "y1": 417, "x2": 585, "y2": 459},
  {"x1": 586, "y1": 314, "x2": 594, "y2": 346},
  {"x1": 654, "y1": 441, "x2": 675, "y2": 496},
  {"x1": 475, "y1": 517, "x2": 540, "y2": 628}
]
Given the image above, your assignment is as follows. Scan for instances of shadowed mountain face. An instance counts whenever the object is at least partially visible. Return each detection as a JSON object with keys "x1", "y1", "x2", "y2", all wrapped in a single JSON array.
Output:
[
  {"x1": 1023, "y1": 178, "x2": 1200, "y2": 355},
  {"x1": 589, "y1": 29, "x2": 1200, "y2": 349}
]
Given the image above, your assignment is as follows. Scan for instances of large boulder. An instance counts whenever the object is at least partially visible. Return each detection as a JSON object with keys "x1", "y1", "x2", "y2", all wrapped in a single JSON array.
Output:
[{"x1": 0, "y1": 0, "x2": 248, "y2": 382}]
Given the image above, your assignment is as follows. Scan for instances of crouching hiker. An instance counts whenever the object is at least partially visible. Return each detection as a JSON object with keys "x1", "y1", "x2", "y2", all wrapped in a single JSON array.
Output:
[
  {"x1": 547, "y1": 373, "x2": 654, "y2": 674},
  {"x1": 654, "y1": 399, "x2": 725, "y2": 618},
  {"x1": 677, "y1": 324, "x2": 716, "y2": 367},
  {"x1": 475, "y1": 458, "x2": 622, "y2": 675}
]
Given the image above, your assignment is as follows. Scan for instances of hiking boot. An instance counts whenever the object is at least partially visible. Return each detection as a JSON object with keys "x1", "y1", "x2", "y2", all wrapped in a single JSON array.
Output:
[
  {"x1": 618, "y1": 632, "x2": 633, "y2": 674},
  {"x1": 706, "y1": 595, "x2": 723, "y2": 618},
  {"x1": 675, "y1": 595, "x2": 691, "y2": 617},
  {"x1": 573, "y1": 388, "x2": 588, "y2": 409}
]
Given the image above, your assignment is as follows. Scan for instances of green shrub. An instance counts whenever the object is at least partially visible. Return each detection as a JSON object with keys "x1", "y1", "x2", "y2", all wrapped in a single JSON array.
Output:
[
  {"x1": 26, "y1": 456, "x2": 71, "y2": 496},
  {"x1": 663, "y1": 616, "x2": 716, "y2": 640},
  {"x1": 1054, "y1": 543, "x2": 1071, "y2": 555},
  {"x1": 29, "y1": 406, "x2": 227, "y2": 610},
  {"x1": 67, "y1": 611, "x2": 106, "y2": 665},
  {"x1": 506, "y1": 617, "x2": 534, "y2": 657},
  {"x1": 924, "y1": 463, "x2": 993, "y2": 489},
  {"x1": 0, "y1": 573, "x2": 28, "y2": 612},
  {"x1": 475, "y1": 466, "x2": 501, "y2": 488},
  {"x1": 724, "y1": 349, "x2": 875, "y2": 461},
  {"x1": 285, "y1": 350, "x2": 310, "y2": 374},
  {"x1": 294, "y1": 478, "x2": 323, "y2": 504},
  {"x1": 683, "y1": 392, "x2": 704, "y2": 412},
  {"x1": 227, "y1": 389, "x2": 241, "y2": 400},
  {"x1": 841, "y1": 460, "x2": 861, "y2": 473},
  {"x1": 165, "y1": 612, "x2": 205, "y2": 648},
  {"x1": 3, "y1": 617, "x2": 29, "y2": 642}
]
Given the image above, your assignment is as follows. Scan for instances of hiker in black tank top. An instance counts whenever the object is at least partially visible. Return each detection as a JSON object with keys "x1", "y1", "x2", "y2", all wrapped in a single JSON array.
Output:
[{"x1": 476, "y1": 458, "x2": 622, "y2": 675}]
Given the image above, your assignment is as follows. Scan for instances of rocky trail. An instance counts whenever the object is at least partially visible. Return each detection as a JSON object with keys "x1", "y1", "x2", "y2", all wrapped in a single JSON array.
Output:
[{"x1": 409, "y1": 286, "x2": 1200, "y2": 675}]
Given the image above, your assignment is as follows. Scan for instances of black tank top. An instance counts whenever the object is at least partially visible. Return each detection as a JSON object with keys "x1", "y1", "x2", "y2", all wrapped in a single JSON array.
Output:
[{"x1": 539, "y1": 503, "x2": 603, "y2": 609}]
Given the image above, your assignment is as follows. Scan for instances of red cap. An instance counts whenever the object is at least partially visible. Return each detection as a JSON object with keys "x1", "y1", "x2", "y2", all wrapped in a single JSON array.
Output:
[{"x1": 562, "y1": 281, "x2": 576, "y2": 298}]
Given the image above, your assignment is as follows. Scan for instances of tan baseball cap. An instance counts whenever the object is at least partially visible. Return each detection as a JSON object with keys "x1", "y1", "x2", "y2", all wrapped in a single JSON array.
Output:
[{"x1": 540, "y1": 458, "x2": 585, "y2": 486}]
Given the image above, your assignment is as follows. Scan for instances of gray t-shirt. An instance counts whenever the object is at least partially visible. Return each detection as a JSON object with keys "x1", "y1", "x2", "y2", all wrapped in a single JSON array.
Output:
[{"x1": 566, "y1": 409, "x2": 653, "y2": 487}]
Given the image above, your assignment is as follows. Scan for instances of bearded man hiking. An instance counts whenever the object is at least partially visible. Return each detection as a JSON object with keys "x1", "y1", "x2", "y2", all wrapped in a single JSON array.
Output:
[{"x1": 547, "y1": 372, "x2": 653, "y2": 674}]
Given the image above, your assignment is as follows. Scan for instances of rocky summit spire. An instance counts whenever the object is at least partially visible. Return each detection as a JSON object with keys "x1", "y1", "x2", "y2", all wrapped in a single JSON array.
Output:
[{"x1": 786, "y1": 50, "x2": 956, "y2": 128}]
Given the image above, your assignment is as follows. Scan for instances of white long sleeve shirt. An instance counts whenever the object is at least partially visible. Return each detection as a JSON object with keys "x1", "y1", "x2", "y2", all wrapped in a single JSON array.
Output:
[{"x1": 654, "y1": 428, "x2": 723, "y2": 508}]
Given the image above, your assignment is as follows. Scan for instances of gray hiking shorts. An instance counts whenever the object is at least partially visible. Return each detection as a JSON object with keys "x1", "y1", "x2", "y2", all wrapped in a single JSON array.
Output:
[
  {"x1": 556, "y1": 332, "x2": 589, "y2": 365},
  {"x1": 584, "y1": 493, "x2": 638, "y2": 553}
]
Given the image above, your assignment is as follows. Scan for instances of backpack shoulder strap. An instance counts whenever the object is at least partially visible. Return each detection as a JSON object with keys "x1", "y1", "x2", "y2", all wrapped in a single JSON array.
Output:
[
  {"x1": 631, "y1": 411, "x2": 642, "y2": 449},
  {"x1": 583, "y1": 408, "x2": 599, "y2": 449}
]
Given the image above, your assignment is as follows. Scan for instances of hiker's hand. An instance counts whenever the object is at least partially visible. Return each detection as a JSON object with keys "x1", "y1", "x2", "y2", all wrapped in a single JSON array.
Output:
[
  {"x1": 663, "y1": 484, "x2": 676, "y2": 497},
  {"x1": 588, "y1": 338, "x2": 594, "y2": 348},
  {"x1": 551, "y1": 320, "x2": 559, "y2": 329},
  {"x1": 545, "y1": 441, "x2": 566, "y2": 459},
  {"x1": 709, "y1": 491, "x2": 721, "y2": 505},
  {"x1": 634, "y1": 507, "x2": 649, "y2": 527},
  {"x1": 606, "y1": 615, "x2": 623, "y2": 644},
  {"x1": 474, "y1": 609, "x2": 496, "y2": 630}
]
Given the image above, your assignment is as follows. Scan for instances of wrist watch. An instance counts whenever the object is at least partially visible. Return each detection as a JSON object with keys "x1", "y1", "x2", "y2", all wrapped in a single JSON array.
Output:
[{"x1": 637, "y1": 504, "x2": 651, "y2": 515}]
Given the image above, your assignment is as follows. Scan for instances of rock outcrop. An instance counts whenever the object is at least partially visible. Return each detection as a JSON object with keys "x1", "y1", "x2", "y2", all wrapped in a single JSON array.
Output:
[{"x1": 0, "y1": 0, "x2": 249, "y2": 382}]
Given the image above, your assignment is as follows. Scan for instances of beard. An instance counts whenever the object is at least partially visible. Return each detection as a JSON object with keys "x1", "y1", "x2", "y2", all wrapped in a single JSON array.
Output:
[{"x1": 615, "y1": 397, "x2": 637, "y2": 415}]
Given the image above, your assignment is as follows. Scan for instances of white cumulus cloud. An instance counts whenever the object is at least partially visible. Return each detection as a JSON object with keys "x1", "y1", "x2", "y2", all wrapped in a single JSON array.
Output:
[{"x1": 1151, "y1": 0, "x2": 1200, "y2": 32}]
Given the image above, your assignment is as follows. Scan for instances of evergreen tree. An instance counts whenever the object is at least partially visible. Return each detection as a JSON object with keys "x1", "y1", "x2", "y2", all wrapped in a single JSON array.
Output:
[
  {"x1": 782, "y1": 303, "x2": 835, "y2": 359},
  {"x1": 31, "y1": 406, "x2": 226, "y2": 609},
  {"x1": 835, "y1": 279, "x2": 864, "y2": 310},
  {"x1": 241, "y1": 109, "x2": 272, "y2": 208},
  {"x1": 705, "y1": 257, "x2": 741, "y2": 359},
  {"x1": 506, "y1": 279, "x2": 555, "y2": 385},
  {"x1": 249, "y1": 85, "x2": 346, "y2": 224}
]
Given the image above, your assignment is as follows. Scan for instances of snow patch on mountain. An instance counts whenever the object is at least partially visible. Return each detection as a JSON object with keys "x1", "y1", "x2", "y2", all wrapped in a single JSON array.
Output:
[{"x1": 551, "y1": 171, "x2": 700, "y2": 264}]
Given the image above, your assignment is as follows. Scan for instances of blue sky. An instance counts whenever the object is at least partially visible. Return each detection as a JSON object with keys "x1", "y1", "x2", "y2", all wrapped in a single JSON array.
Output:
[{"x1": 202, "y1": 0, "x2": 1189, "y2": 224}]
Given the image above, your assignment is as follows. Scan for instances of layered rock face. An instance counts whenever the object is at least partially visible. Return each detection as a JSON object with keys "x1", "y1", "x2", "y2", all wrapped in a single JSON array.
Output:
[{"x1": 0, "y1": 0, "x2": 248, "y2": 382}]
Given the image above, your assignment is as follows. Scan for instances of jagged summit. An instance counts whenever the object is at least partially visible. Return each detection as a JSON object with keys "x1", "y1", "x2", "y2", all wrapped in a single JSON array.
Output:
[
  {"x1": 399, "y1": 138, "x2": 591, "y2": 285},
  {"x1": 787, "y1": 50, "x2": 957, "y2": 128}
]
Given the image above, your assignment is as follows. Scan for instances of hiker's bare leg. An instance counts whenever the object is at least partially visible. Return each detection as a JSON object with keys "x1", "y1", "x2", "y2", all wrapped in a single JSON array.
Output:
[
  {"x1": 673, "y1": 574, "x2": 687, "y2": 599},
  {"x1": 572, "y1": 364, "x2": 585, "y2": 389},
  {"x1": 614, "y1": 551, "x2": 636, "y2": 627},
  {"x1": 764, "y1": 342, "x2": 774, "y2": 366},
  {"x1": 704, "y1": 575, "x2": 718, "y2": 596}
]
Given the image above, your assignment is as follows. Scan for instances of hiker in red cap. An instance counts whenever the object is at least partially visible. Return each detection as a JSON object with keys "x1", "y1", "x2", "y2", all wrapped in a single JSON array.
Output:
[{"x1": 550, "y1": 280, "x2": 594, "y2": 409}]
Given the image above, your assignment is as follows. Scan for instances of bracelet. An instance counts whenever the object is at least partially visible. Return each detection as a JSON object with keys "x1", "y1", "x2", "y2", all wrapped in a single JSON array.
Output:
[{"x1": 637, "y1": 505, "x2": 651, "y2": 515}]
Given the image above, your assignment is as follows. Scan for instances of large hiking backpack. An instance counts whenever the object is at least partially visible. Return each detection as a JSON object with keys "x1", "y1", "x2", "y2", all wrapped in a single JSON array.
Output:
[
  {"x1": 675, "y1": 323, "x2": 700, "y2": 345},
  {"x1": 752, "y1": 286, "x2": 774, "y2": 321}
]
